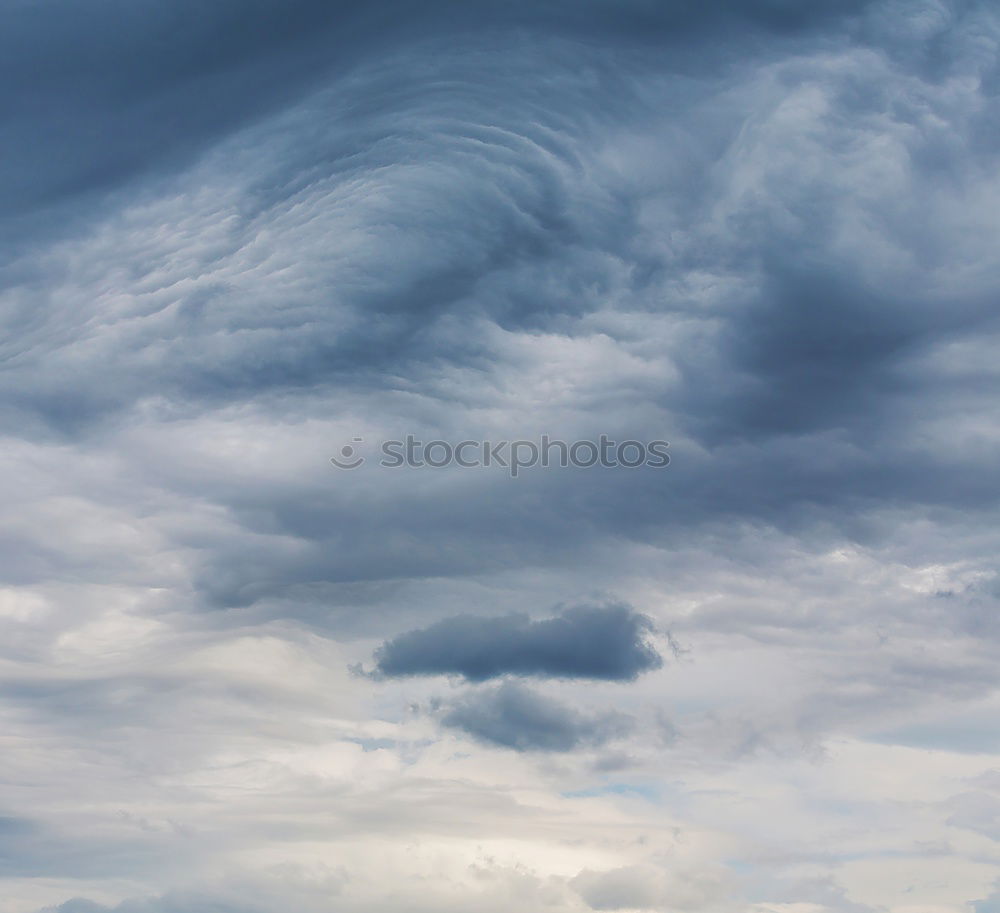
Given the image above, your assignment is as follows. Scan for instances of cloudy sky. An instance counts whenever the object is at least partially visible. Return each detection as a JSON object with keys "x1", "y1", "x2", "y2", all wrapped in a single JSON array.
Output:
[{"x1": 2, "y1": 1, "x2": 1000, "y2": 911}]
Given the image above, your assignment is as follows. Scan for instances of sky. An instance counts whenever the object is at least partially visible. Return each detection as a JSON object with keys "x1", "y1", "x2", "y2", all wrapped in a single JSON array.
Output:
[{"x1": 1, "y1": 1, "x2": 1000, "y2": 911}]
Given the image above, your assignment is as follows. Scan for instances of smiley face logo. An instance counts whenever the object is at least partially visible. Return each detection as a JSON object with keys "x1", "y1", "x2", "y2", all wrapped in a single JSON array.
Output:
[{"x1": 330, "y1": 437, "x2": 365, "y2": 470}]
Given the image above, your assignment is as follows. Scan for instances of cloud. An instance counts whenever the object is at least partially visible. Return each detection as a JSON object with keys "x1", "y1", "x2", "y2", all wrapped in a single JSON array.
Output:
[
  {"x1": 372, "y1": 604, "x2": 663, "y2": 681},
  {"x1": 0, "y1": 0, "x2": 872, "y2": 257},
  {"x1": 571, "y1": 864, "x2": 731, "y2": 912},
  {"x1": 41, "y1": 903, "x2": 108, "y2": 913},
  {"x1": 440, "y1": 681, "x2": 631, "y2": 751},
  {"x1": 572, "y1": 866, "x2": 666, "y2": 911},
  {"x1": 41, "y1": 897, "x2": 260, "y2": 913},
  {"x1": 5, "y1": 2, "x2": 1000, "y2": 912}
]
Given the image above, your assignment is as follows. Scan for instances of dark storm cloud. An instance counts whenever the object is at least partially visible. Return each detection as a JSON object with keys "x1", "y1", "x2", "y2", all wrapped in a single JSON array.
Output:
[
  {"x1": 179, "y1": 420, "x2": 1000, "y2": 617},
  {"x1": 440, "y1": 681, "x2": 631, "y2": 751},
  {"x1": 1, "y1": 1, "x2": 360, "y2": 235},
  {"x1": 5, "y1": 2, "x2": 1000, "y2": 911},
  {"x1": 372, "y1": 604, "x2": 662, "y2": 681},
  {"x1": 5, "y1": 0, "x2": 1000, "y2": 621},
  {"x1": 0, "y1": 0, "x2": 884, "y2": 438},
  {"x1": 0, "y1": 33, "x2": 629, "y2": 435},
  {"x1": 677, "y1": 228, "x2": 1000, "y2": 449},
  {"x1": 0, "y1": 0, "x2": 871, "y2": 228}
]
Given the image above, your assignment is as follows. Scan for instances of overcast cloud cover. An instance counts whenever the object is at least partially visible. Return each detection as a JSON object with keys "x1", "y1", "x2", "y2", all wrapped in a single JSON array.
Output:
[{"x1": 2, "y1": 0, "x2": 1000, "y2": 910}]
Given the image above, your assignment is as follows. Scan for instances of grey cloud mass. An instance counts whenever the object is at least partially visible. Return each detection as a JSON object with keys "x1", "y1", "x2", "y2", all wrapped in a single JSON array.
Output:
[
  {"x1": 4, "y1": 1, "x2": 1000, "y2": 912},
  {"x1": 373, "y1": 604, "x2": 662, "y2": 681},
  {"x1": 440, "y1": 681, "x2": 632, "y2": 752}
]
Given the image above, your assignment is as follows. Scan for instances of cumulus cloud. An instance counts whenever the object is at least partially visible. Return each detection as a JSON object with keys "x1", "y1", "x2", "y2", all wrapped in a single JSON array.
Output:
[
  {"x1": 440, "y1": 681, "x2": 632, "y2": 751},
  {"x1": 372, "y1": 604, "x2": 662, "y2": 681}
]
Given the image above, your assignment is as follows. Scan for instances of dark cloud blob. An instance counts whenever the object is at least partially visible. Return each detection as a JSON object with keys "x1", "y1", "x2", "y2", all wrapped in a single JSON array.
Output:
[
  {"x1": 440, "y1": 681, "x2": 631, "y2": 751},
  {"x1": 373, "y1": 604, "x2": 662, "y2": 681}
]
